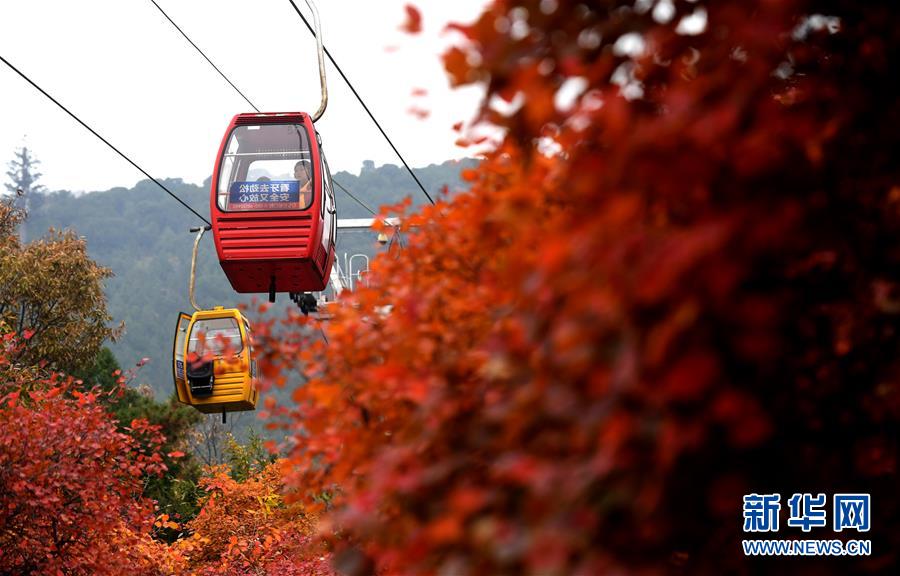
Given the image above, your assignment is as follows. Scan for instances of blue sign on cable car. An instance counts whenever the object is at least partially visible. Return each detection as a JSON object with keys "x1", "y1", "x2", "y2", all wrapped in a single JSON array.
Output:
[{"x1": 228, "y1": 180, "x2": 306, "y2": 210}]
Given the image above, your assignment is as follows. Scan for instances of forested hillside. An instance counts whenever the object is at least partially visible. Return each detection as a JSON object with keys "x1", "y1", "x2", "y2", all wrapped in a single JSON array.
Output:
[{"x1": 22, "y1": 159, "x2": 475, "y2": 398}]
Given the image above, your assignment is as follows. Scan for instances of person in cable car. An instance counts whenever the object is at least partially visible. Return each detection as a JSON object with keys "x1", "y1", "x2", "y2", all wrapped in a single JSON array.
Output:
[{"x1": 294, "y1": 160, "x2": 312, "y2": 195}]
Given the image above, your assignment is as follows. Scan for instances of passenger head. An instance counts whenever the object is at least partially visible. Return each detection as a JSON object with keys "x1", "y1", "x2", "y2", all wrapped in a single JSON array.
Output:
[{"x1": 294, "y1": 161, "x2": 310, "y2": 180}]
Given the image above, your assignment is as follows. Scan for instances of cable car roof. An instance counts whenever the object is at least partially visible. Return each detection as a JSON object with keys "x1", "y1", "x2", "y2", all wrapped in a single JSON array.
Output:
[{"x1": 233, "y1": 112, "x2": 311, "y2": 125}]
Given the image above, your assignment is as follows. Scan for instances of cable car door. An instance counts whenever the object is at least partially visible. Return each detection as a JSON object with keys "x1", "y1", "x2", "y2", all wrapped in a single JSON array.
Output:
[{"x1": 173, "y1": 312, "x2": 192, "y2": 403}]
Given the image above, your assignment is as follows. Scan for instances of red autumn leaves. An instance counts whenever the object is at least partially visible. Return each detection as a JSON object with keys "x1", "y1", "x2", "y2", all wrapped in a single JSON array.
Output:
[
  {"x1": 1, "y1": 1, "x2": 897, "y2": 574},
  {"x1": 400, "y1": 4, "x2": 422, "y2": 34},
  {"x1": 0, "y1": 365, "x2": 168, "y2": 573},
  {"x1": 253, "y1": 1, "x2": 900, "y2": 574}
]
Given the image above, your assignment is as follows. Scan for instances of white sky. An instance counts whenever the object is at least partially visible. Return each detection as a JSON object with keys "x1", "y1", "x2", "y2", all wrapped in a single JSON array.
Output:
[{"x1": 0, "y1": 0, "x2": 488, "y2": 193}]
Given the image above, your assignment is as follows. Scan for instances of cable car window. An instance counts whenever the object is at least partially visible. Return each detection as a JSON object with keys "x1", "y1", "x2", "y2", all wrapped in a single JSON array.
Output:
[
  {"x1": 216, "y1": 124, "x2": 315, "y2": 212},
  {"x1": 319, "y1": 145, "x2": 327, "y2": 219},
  {"x1": 188, "y1": 317, "x2": 243, "y2": 355},
  {"x1": 323, "y1": 156, "x2": 335, "y2": 212},
  {"x1": 323, "y1": 155, "x2": 336, "y2": 243}
]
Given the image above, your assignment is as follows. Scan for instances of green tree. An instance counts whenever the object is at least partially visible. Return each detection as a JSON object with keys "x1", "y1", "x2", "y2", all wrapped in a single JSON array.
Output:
[
  {"x1": 2, "y1": 148, "x2": 120, "y2": 373},
  {"x1": 0, "y1": 228, "x2": 120, "y2": 372},
  {"x1": 224, "y1": 429, "x2": 275, "y2": 482}
]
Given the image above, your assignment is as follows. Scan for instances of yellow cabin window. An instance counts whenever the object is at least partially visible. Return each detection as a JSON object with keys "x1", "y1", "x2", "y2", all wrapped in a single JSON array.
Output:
[{"x1": 189, "y1": 317, "x2": 242, "y2": 356}]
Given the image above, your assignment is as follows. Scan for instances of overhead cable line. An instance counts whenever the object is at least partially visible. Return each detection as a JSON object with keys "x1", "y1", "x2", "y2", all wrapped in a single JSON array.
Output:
[
  {"x1": 0, "y1": 53, "x2": 212, "y2": 226},
  {"x1": 148, "y1": 1, "x2": 380, "y2": 218},
  {"x1": 148, "y1": 0, "x2": 260, "y2": 113},
  {"x1": 285, "y1": 0, "x2": 436, "y2": 206},
  {"x1": 333, "y1": 179, "x2": 377, "y2": 216}
]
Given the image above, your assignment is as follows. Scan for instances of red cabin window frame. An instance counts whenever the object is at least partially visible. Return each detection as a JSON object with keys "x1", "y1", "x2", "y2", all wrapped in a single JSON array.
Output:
[{"x1": 213, "y1": 120, "x2": 318, "y2": 214}]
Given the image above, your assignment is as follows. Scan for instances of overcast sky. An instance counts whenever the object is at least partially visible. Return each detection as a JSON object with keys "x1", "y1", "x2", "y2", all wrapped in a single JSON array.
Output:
[{"x1": 0, "y1": 0, "x2": 489, "y2": 193}]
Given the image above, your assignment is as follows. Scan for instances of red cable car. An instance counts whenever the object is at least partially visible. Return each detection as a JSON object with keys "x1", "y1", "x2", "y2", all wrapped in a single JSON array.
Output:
[
  {"x1": 210, "y1": 113, "x2": 336, "y2": 301},
  {"x1": 210, "y1": 0, "x2": 335, "y2": 302}
]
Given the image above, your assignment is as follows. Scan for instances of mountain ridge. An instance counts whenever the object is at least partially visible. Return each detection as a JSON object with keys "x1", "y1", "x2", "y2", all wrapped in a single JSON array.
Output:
[{"x1": 21, "y1": 158, "x2": 477, "y2": 395}]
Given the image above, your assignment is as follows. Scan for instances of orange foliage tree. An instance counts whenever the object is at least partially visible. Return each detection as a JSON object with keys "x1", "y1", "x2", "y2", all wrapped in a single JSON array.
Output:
[
  {"x1": 0, "y1": 335, "x2": 174, "y2": 574},
  {"x1": 172, "y1": 461, "x2": 332, "y2": 575},
  {"x1": 255, "y1": 0, "x2": 899, "y2": 574}
]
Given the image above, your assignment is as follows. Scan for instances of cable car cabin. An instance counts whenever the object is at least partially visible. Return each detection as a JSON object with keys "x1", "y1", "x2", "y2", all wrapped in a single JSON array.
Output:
[
  {"x1": 211, "y1": 112, "x2": 336, "y2": 299},
  {"x1": 173, "y1": 307, "x2": 258, "y2": 415}
]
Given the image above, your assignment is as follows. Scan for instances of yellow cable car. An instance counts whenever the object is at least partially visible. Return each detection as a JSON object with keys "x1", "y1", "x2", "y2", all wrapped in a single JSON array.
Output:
[{"x1": 173, "y1": 306, "x2": 258, "y2": 417}]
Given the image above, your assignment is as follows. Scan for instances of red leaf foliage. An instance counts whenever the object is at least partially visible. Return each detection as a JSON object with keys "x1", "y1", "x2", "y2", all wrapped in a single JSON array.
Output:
[
  {"x1": 0, "y1": 350, "x2": 170, "y2": 574},
  {"x1": 257, "y1": 1, "x2": 900, "y2": 573},
  {"x1": 400, "y1": 4, "x2": 422, "y2": 34},
  {"x1": 406, "y1": 106, "x2": 430, "y2": 120}
]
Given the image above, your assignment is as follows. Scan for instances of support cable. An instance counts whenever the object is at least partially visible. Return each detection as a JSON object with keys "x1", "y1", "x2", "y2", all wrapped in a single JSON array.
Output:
[
  {"x1": 149, "y1": 2, "x2": 382, "y2": 219},
  {"x1": 285, "y1": 0, "x2": 435, "y2": 205},
  {"x1": 333, "y1": 179, "x2": 377, "y2": 216},
  {"x1": 149, "y1": 0, "x2": 260, "y2": 112},
  {"x1": 0, "y1": 53, "x2": 211, "y2": 226}
]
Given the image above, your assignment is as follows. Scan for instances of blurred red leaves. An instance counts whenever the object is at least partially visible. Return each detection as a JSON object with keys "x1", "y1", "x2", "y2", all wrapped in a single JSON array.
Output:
[
  {"x1": 407, "y1": 106, "x2": 430, "y2": 120},
  {"x1": 443, "y1": 46, "x2": 474, "y2": 87},
  {"x1": 251, "y1": 1, "x2": 900, "y2": 573},
  {"x1": 400, "y1": 4, "x2": 422, "y2": 34}
]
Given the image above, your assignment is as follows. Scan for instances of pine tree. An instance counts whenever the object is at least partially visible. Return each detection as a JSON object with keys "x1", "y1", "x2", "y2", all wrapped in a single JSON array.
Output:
[
  {"x1": 5, "y1": 146, "x2": 46, "y2": 197},
  {"x1": 4, "y1": 146, "x2": 46, "y2": 242}
]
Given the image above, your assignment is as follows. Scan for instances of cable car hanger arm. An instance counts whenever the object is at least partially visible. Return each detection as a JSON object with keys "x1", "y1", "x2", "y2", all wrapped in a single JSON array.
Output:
[
  {"x1": 286, "y1": 0, "x2": 434, "y2": 205},
  {"x1": 189, "y1": 225, "x2": 211, "y2": 312},
  {"x1": 303, "y1": 0, "x2": 327, "y2": 122}
]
